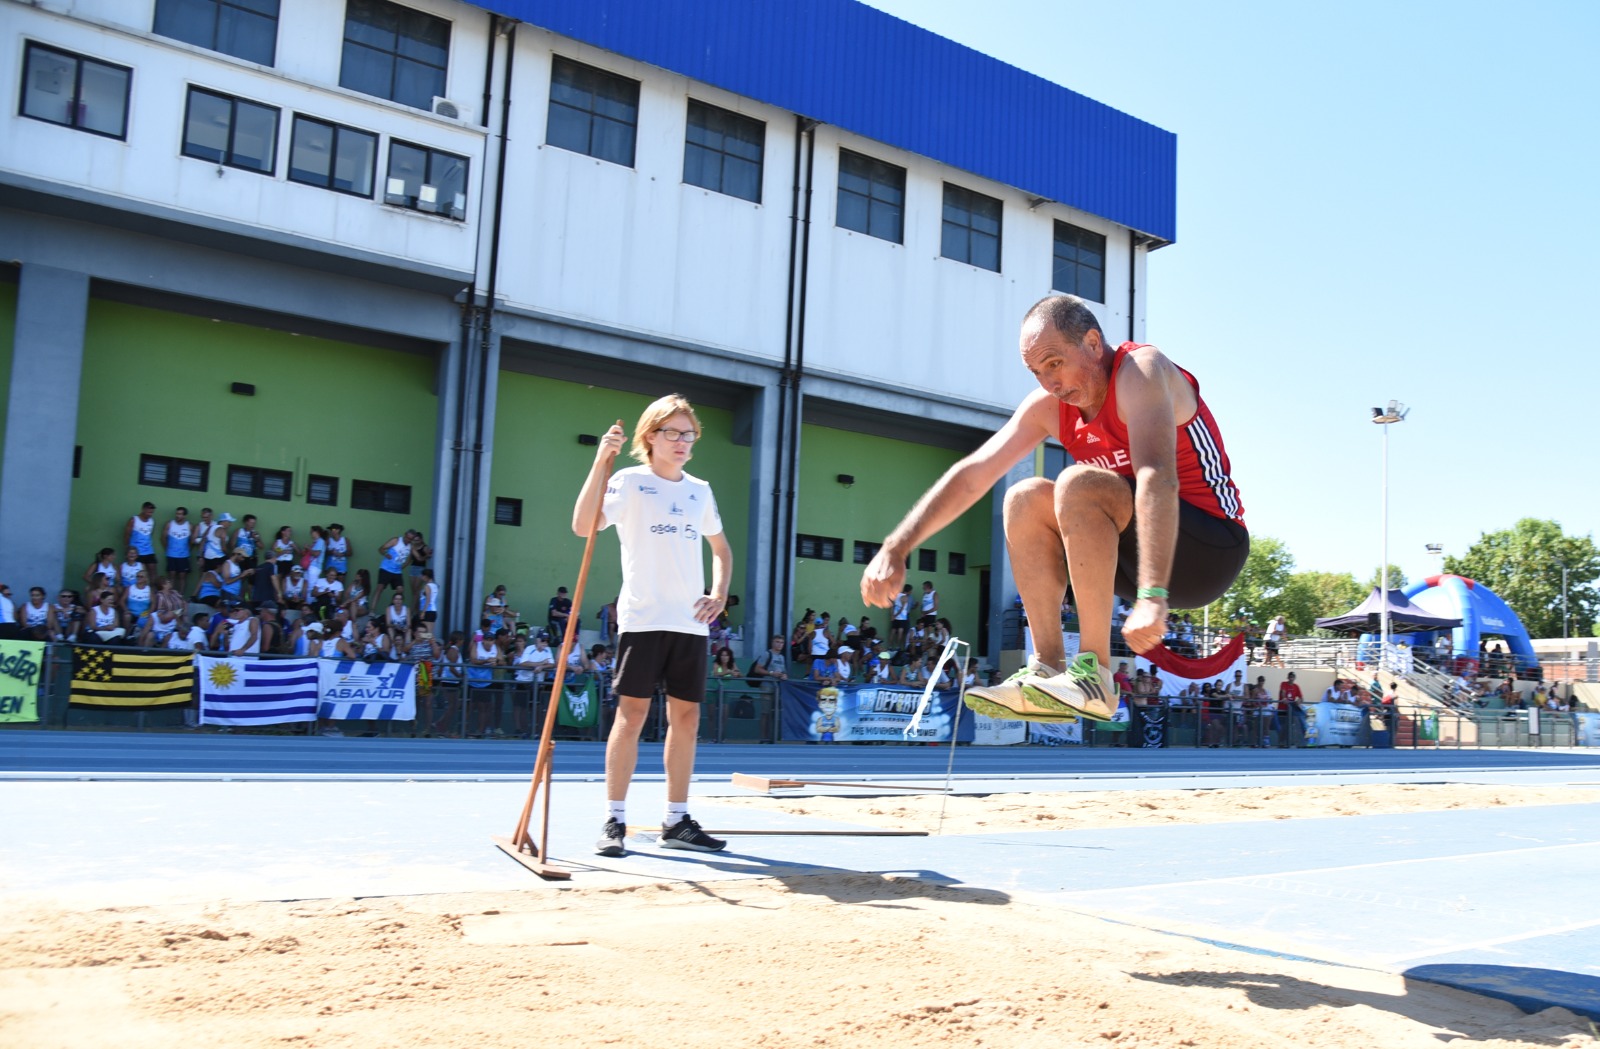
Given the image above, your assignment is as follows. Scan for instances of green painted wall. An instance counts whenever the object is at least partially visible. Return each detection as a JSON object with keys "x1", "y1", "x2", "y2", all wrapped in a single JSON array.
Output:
[
  {"x1": 0, "y1": 280, "x2": 16, "y2": 439},
  {"x1": 794, "y1": 423, "x2": 990, "y2": 646},
  {"x1": 487, "y1": 373, "x2": 751, "y2": 638},
  {"x1": 68, "y1": 300, "x2": 438, "y2": 590}
]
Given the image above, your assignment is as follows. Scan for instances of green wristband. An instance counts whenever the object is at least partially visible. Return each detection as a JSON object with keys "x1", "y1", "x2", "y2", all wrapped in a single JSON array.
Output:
[{"x1": 1136, "y1": 587, "x2": 1169, "y2": 600}]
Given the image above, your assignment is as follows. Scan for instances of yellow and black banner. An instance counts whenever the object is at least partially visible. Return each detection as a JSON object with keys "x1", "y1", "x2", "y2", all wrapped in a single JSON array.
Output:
[
  {"x1": 70, "y1": 648, "x2": 194, "y2": 707},
  {"x1": 0, "y1": 639, "x2": 45, "y2": 722}
]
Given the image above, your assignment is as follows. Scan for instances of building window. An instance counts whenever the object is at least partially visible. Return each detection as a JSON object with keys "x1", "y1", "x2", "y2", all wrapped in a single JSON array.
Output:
[
  {"x1": 836, "y1": 149, "x2": 904, "y2": 244},
  {"x1": 683, "y1": 100, "x2": 763, "y2": 203},
  {"x1": 20, "y1": 42, "x2": 132, "y2": 140},
  {"x1": 182, "y1": 87, "x2": 279, "y2": 174},
  {"x1": 852, "y1": 540, "x2": 882, "y2": 566},
  {"x1": 153, "y1": 0, "x2": 280, "y2": 66},
  {"x1": 289, "y1": 115, "x2": 377, "y2": 196},
  {"x1": 494, "y1": 497, "x2": 523, "y2": 526},
  {"x1": 796, "y1": 534, "x2": 842, "y2": 562},
  {"x1": 383, "y1": 140, "x2": 468, "y2": 219},
  {"x1": 307, "y1": 475, "x2": 339, "y2": 506},
  {"x1": 941, "y1": 183, "x2": 1002, "y2": 272},
  {"x1": 351, "y1": 479, "x2": 411, "y2": 514},
  {"x1": 340, "y1": 0, "x2": 450, "y2": 110},
  {"x1": 226, "y1": 464, "x2": 291, "y2": 500},
  {"x1": 139, "y1": 454, "x2": 208, "y2": 491},
  {"x1": 1053, "y1": 221, "x2": 1107, "y2": 303},
  {"x1": 948, "y1": 552, "x2": 967, "y2": 576},
  {"x1": 917, "y1": 549, "x2": 938, "y2": 573},
  {"x1": 546, "y1": 56, "x2": 639, "y2": 167}
]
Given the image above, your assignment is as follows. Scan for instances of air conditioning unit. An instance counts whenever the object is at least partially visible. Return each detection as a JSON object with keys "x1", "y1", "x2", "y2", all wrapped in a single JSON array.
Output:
[{"x1": 431, "y1": 96, "x2": 468, "y2": 121}]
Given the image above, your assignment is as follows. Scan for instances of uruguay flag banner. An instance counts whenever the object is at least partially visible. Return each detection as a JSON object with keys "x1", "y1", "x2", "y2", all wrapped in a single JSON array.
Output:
[
  {"x1": 318, "y1": 660, "x2": 416, "y2": 721},
  {"x1": 198, "y1": 657, "x2": 319, "y2": 726}
]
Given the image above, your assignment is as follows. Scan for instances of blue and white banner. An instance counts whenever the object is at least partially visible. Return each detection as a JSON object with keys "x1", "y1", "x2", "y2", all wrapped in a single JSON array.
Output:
[
  {"x1": 1302, "y1": 701, "x2": 1366, "y2": 747},
  {"x1": 318, "y1": 660, "x2": 416, "y2": 721},
  {"x1": 198, "y1": 656, "x2": 319, "y2": 726},
  {"x1": 779, "y1": 682, "x2": 974, "y2": 743},
  {"x1": 1575, "y1": 713, "x2": 1600, "y2": 747}
]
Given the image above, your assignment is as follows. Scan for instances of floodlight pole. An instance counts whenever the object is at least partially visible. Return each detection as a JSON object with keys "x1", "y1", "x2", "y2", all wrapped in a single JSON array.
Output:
[{"x1": 1371, "y1": 402, "x2": 1408, "y2": 674}]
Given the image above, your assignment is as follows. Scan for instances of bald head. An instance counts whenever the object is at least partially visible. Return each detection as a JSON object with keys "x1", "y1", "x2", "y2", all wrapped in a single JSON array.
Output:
[{"x1": 1024, "y1": 293, "x2": 1103, "y2": 346}]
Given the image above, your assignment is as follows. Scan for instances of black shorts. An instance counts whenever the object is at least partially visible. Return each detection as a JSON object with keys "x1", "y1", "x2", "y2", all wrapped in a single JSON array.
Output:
[
  {"x1": 1112, "y1": 478, "x2": 1250, "y2": 608},
  {"x1": 378, "y1": 570, "x2": 405, "y2": 587},
  {"x1": 167, "y1": 557, "x2": 192, "y2": 573},
  {"x1": 137, "y1": 554, "x2": 159, "y2": 566},
  {"x1": 202, "y1": 557, "x2": 226, "y2": 571},
  {"x1": 421, "y1": 610, "x2": 437, "y2": 623},
  {"x1": 614, "y1": 631, "x2": 708, "y2": 703}
]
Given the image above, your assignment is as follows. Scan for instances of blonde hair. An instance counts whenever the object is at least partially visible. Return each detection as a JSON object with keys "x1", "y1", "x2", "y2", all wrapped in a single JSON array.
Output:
[{"x1": 630, "y1": 394, "x2": 702, "y2": 464}]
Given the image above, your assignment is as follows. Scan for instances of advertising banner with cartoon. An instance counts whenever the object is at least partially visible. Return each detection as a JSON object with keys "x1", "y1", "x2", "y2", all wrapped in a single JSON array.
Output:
[
  {"x1": 1302, "y1": 701, "x2": 1367, "y2": 747},
  {"x1": 779, "y1": 682, "x2": 974, "y2": 743}
]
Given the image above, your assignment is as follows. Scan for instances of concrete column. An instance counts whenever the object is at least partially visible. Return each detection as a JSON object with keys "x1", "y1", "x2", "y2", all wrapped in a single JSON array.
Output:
[
  {"x1": 0, "y1": 265, "x2": 89, "y2": 592},
  {"x1": 736, "y1": 382, "x2": 782, "y2": 660},
  {"x1": 429, "y1": 328, "x2": 462, "y2": 630},
  {"x1": 987, "y1": 457, "x2": 1035, "y2": 662},
  {"x1": 467, "y1": 321, "x2": 503, "y2": 627}
]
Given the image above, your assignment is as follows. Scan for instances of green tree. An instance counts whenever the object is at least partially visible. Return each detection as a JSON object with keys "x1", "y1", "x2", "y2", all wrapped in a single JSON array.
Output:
[
  {"x1": 1279, "y1": 570, "x2": 1367, "y2": 634},
  {"x1": 1366, "y1": 564, "x2": 1409, "y2": 592},
  {"x1": 1179, "y1": 535, "x2": 1295, "y2": 627},
  {"x1": 1443, "y1": 519, "x2": 1599, "y2": 638}
]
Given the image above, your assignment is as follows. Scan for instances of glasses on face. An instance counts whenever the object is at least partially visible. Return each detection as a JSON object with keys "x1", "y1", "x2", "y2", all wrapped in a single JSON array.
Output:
[
  {"x1": 59, "y1": 594, "x2": 71, "y2": 600},
  {"x1": 655, "y1": 427, "x2": 699, "y2": 444}
]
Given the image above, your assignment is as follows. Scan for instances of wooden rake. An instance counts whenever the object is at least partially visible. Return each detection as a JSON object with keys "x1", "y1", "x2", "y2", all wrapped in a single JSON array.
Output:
[{"x1": 492, "y1": 422, "x2": 620, "y2": 880}]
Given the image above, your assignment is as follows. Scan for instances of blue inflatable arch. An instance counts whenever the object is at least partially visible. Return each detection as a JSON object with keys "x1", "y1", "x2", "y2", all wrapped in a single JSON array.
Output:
[{"x1": 1396, "y1": 574, "x2": 1539, "y2": 674}]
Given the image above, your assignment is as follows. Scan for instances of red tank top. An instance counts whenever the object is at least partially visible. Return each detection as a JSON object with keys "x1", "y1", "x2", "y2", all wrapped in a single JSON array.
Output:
[{"x1": 1057, "y1": 343, "x2": 1245, "y2": 523}]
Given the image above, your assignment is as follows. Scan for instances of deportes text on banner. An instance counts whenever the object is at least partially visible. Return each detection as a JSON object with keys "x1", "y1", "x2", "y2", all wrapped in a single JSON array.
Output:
[
  {"x1": 0, "y1": 639, "x2": 45, "y2": 722},
  {"x1": 70, "y1": 648, "x2": 194, "y2": 707},
  {"x1": 318, "y1": 660, "x2": 416, "y2": 721},
  {"x1": 778, "y1": 681, "x2": 974, "y2": 743},
  {"x1": 198, "y1": 656, "x2": 319, "y2": 726}
]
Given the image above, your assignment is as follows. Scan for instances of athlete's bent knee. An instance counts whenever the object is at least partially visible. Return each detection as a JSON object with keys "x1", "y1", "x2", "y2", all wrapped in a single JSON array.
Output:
[{"x1": 1003, "y1": 477, "x2": 1055, "y2": 523}]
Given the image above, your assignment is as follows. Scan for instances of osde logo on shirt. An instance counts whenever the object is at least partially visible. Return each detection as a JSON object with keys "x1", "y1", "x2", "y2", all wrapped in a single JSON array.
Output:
[{"x1": 649, "y1": 523, "x2": 678, "y2": 534}]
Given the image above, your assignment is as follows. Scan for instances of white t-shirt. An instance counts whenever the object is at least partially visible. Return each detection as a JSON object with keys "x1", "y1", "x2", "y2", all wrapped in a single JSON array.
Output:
[
  {"x1": 518, "y1": 646, "x2": 556, "y2": 682},
  {"x1": 169, "y1": 626, "x2": 207, "y2": 652},
  {"x1": 601, "y1": 464, "x2": 723, "y2": 636}
]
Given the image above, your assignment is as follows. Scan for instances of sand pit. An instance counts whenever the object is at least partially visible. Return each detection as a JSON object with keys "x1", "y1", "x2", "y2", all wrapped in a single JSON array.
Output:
[{"x1": 1, "y1": 784, "x2": 1595, "y2": 1048}]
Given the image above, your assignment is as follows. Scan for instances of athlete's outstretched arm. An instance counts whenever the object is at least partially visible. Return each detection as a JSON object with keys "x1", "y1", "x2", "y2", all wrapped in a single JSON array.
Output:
[{"x1": 860, "y1": 390, "x2": 1055, "y2": 608}]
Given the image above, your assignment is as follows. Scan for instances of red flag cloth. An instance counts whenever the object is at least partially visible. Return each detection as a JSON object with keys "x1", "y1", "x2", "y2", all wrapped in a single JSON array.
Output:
[{"x1": 1139, "y1": 632, "x2": 1246, "y2": 678}]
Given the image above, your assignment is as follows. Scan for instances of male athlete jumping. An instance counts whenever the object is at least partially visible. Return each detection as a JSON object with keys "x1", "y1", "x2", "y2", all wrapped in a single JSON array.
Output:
[{"x1": 860, "y1": 294, "x2": 1247, "y2": 721}]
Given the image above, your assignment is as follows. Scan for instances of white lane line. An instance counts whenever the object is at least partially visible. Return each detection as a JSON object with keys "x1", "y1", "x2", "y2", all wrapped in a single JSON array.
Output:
[
  {"x1": 1063, "y1": 839, "x2": 1600, "y2": 896},
  {"x1": 1381, "y1": 915, "x2": 1600, "y2": 964}
]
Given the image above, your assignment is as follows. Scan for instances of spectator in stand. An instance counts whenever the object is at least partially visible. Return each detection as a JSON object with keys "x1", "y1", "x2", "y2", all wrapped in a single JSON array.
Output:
[
  {"x1": 222, "y1": 602, "x2": 261, "y2": 657},
  {"x1": 281, "y1": 564, "x2": 311, "y2": 610},
  {"x1": 748, "y1": 635, "x2": 788, "y2": 690},
  {"x1": 810, "y1": 613, "x2": 832, "y2": 663},
  {"x1": 920, "y1": 580, "x2": 938, "y2": 619},
  {"x1": 865, "y1": 645, "x2": 894, "y2": 684},
  {"x1": 86, "y1": 588, "x2": 126, "y2": 642},
  {"x1": 1250, "y1": 676, "x2": 1274, "y2": 746},
  {"x1": 467, "y1": 628, "x2": 505, "y2": 738},
  {"x1": 125, "y1": 502, "x2": 159, "y2": 570},
  {"x1": 0, "y1": 583, "x2": 16, "y2": 641},
  {"x1": 931, "y1": 617, "x2": 954, "y2": 652},
  {"x1": 596, "y1": 598, "x2": 618, "y2": 645},
  {"x1": 325, "y1": 523, "x2": 350, "y2": 578},
  {"x1": 809, "y1": 646, "x2": 847, "y2": 685},
  {"x1": 358, "y1": 619, "x2": 393, "y2": 663},
  {"x1": 483, "y1": 584, "x2": 519, "y2": 635},
  {"x1": 311, "y1": 567, "x2": 345, "y2": 617},
  {"x1": 519, "y1": 632, "x2": 556, "y2": 685},
  {"x1": 232, "y1": 514, "x2": 262, "y2": 570},
  {"x1": 314, "y1": 624, "x2": 360, "y2": 737},
  {"x1": 711, "y1": 646, "x2": 741, "y2": 680},
  {"x1": 255, "y1": 601, "x2": 282, "y2": 654},
  {"x1": 373, "y1": 530, "x2": 415, "y2": 609},
  {"x1": 405, "y1": 624, "x2": 441, "y2": 736},
  {"x1": 1264, "y1": 614, "x2": 1287, "y2": 667},
  {"x1": 268, "y1": 525, "x2": 298, "y2": 601},
  {"x1": 414, "y1": 568, "x2": 439, "y2": 629},
  {"x1": 407, "y1": 531, "x2": 433, "y2": 605},
  {"x1": 384, "y1": 590, "x2": 411, "y2": 647},
  {"x1": 47, "y1": 588, "x2": 84, "y2": 642},
  {"x1": 432, "y1": 631, "x2": 466, "y2": 737},
  {"x1": 84, "y1": 572, "x2": 117, "y2": 611},
  {"x1": 1113, "y1": 662, "x2": 1133, "y2": 703},
  {"x1": 548, "y1": 586, "x2": 572, "y2": 642},
  {"x1": 344, "y1": 568, "x2": 372, "y2": 627},
  {"x1": 1177, "y1": 613, "x2": 1197, "y2": 657},
  {"x1": 299, "y1": 524, "x2": 325, "y2": 582},
  {"x1": 116, "y1": 547, "x2": 144, "y2": 593},
  {"x1": 834, "y1": 616, "x2": 859, "y2": 649},
  {"x1": 900, "y1": 652, "x2": 930, "y2": 687},
  {"x1": 162, "y1": 506, "x2": 193, "y2": 598},
  {"x1": 168, "y1": 612, "x2": 210, "y2": 653},
  {"x1": 889, "y1": 585, "x2": 912, "y2": 651},
  {"x1": 82, "y1": 548, "x2": 119, "y2": 593}
]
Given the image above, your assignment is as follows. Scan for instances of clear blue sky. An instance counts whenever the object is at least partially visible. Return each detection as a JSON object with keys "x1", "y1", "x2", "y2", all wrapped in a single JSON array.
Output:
[{"x1": 863, "y1": 0, "x2": 1599, "y2": 590}]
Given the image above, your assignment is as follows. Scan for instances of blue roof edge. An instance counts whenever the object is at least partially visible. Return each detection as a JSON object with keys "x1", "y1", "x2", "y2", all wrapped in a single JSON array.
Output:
[{"x1": 469, "y1": 0, "x2": 1177, "y2": 243}]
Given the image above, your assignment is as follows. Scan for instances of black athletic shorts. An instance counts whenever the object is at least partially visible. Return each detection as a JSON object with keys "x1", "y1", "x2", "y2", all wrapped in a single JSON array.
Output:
[
  {"x1": 1113, "y1": 477, "x2": 1249, "y2": 608},
  {"x1": 167, "y1": 556, "x2": 192, "y2": 573},
  {"x1": 614, "y1": 630, "x2": 708, "y2": 703},
  {"x1": 378, "y1": 569, "x2": 405, "y2": 587},
  {"x1": 137, "y1": 554, "x2": 159, "y2": 566},
  {"x1": 202, "y1": 557, "x2": 226, "y2": 571}
]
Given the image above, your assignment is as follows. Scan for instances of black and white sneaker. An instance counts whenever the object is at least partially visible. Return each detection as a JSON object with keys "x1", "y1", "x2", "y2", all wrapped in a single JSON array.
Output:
[
  {"x1": 595, "y1": 816, "x2": 626, "y2": 857},
  {"x1": 659, "y1": 815, "x2": 726, "y2": 852}
]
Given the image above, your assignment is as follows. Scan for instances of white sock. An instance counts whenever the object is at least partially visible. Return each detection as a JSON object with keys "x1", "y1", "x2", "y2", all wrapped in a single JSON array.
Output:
[
  {"x1": 664, "y1": 801, "x2": 688, "y2": 826},
  {"x1": 607, "y1": 801, "x2": 626, "y2": 824}
]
